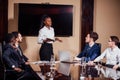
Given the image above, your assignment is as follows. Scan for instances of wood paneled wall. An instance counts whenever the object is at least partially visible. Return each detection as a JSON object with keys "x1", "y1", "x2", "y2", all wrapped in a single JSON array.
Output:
[
  {"x1": 0, "y1": 0, "x2": 8, "y2": 80},
  {"x1": 0, "y1": 0, "x2": 8, "y2": 42},
  {"x1": 81, "y1": 0, "x2": 94, "y2": 50}
]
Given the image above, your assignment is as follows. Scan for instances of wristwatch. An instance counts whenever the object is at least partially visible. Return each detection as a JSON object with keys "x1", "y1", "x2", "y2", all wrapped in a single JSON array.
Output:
[{"x1": 12, "y1": 65, "x2": 15, "y2": 68}]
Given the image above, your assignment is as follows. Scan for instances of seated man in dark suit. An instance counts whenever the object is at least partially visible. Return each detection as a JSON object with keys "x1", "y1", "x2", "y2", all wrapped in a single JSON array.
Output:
[
  {"x1": 75, "y1": 32, "x2": 100, "y2": 62},
  {"x1": 75, "y1": 32, "x2": 100, "y2": 80},
  {"x1": 2, "y1": 33, "x2": 41, "y2": 80}
]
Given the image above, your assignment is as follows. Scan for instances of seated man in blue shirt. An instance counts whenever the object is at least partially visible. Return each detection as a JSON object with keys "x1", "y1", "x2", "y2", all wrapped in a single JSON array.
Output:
[{"x1": 75, "y1": 32, "x2": 100, "y2": 62}]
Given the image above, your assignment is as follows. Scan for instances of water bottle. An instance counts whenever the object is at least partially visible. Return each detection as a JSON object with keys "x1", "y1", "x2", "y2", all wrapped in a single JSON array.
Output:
[
  {"x1": 50, "y1": 55, "x2": 55, "y2": 78},
  {"x1": 80, "y1": 74, "x2": 85, "y2": 80}
]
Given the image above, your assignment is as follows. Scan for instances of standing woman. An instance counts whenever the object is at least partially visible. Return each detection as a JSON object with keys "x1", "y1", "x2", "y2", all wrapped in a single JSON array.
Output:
[{"x1": 38, "y1": 15, "x2": 62, "y2": 61}]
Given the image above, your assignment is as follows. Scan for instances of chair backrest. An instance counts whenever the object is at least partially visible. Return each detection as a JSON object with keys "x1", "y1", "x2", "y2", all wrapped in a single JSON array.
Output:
[
  {"x1": 0, "y1": 42, "x2": 4, "y2": 68},
  {"x1": 0, "y1": 41, "x2": 6, "y2": 65},
  {"x1": 0, "y1": 42, "x2": 6, "y2": 68},
  {"x1": 0, "y1": 43, "x2": 3, "y2": 63},
  {"x1": 0, "y1": 43, "x2": 4, "y2": 80},
  {"x1": 96, "y1": 43, "x2": 101, "y2": 56},
  {"x1": 118, "y1": 42, "x2": 120, "y2": 49}
]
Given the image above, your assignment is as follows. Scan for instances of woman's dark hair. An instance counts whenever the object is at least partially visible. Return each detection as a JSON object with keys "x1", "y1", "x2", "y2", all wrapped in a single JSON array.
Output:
[
  {"x1": 89, "y1": 32, "x2": 99, "y2": 42},
  {"x1": 110, "y1": 36, "x2": 119, "y2": 46},
  {"x1": 40, "y1": 14, "x2": 51, "y2": 29}
]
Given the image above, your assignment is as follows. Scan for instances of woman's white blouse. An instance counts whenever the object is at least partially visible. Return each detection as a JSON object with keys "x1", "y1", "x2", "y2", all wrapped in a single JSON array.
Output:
[
  {"x1": 94, "y1": 46, "x2": 120, "y2": 66},
  {"x1": 38, "y1": 26, "x2": 55, "y2": 44}
]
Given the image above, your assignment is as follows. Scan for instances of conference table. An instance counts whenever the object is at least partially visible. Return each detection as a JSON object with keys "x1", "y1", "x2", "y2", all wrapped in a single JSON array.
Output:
[{"x1": 31, "y1": 60, "x2": 120, "y2": 80}]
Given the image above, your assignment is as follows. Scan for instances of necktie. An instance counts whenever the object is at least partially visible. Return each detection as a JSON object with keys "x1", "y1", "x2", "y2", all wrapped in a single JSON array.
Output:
[
  {"x1": 17, "y1": 47, "x2": 25, "y2": 62},
  {"x1": 17, "y1": 47, "x2": 22, "y2": 56}
]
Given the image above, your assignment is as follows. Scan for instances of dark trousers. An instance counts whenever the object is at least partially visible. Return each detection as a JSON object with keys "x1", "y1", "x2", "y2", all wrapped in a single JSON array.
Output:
[
  {"x1": 6, "y1": 65, "x2": 41, "y2": 80},
  {"x1": 39, "y1": 43, "x2": 53, "y2": 75},
  {"x1": 19, "y1": 64, "x2": 41, "y2": 80},
  {"x1": 39, "y1": 43, "x2": 53, "y2": 61}
]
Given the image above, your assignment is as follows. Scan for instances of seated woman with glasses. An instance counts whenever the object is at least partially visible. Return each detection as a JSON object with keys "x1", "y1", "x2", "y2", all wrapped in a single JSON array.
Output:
[{"x1": 90, "y1": 36, "x2": 120, "y2": 70}]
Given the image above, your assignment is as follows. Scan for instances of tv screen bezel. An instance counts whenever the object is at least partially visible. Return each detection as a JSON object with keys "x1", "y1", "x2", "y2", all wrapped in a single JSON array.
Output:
[{"x1": 18, "y1": 3, "x2": 73, "y2": 37}]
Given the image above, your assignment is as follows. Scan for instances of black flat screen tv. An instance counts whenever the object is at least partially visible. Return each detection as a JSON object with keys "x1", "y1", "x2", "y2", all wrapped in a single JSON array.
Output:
[{"x1": 18, "y1": 3, "x2": 73, "y2": 37}]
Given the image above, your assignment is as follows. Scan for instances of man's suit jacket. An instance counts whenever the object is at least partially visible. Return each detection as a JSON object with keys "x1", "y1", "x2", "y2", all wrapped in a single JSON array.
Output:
[
  {"x1": 3, "y1": 44, "x2": 24, "y2": 69},
  {"x1": 17, "y1": 45, "x2": 28, "y2": 62},
  {"x1": 77, "y1": 43, "x2": 100, "y2": 62},
  {"x1": 3, "y1": 44, "x2": 42, "y2": 80}
]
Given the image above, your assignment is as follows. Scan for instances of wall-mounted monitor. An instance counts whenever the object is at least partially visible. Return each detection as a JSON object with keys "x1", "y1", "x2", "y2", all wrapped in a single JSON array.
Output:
[{"x1": 18, "y1": 3, "x2": 73, "y2": 37}]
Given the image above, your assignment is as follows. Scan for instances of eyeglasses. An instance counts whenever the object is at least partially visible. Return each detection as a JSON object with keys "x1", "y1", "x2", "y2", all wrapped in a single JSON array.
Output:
[{"x1": 108, "y1": 40, "x2": 113, "y2": 42}]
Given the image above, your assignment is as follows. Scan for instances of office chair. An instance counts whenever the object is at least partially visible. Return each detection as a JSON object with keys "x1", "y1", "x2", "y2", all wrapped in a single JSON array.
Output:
[
  {"x1": 0, "y1": 42, "x2": 24, "y2": 80},
  {"x1": 0, "y1": 42, "x2": 6, "y2": 80},
  {"x1": 0, "y1": 42, "x2": 16, "y2": 80},
  {"x1": 96, "y1": 43, "x2": 101, "y2": 56},
  {"x1": 118, "y1": 42, "x2": 120, "y2": 49},
  {"x1": 0, "y1": 47, "x2": 3, "y2": 79}
]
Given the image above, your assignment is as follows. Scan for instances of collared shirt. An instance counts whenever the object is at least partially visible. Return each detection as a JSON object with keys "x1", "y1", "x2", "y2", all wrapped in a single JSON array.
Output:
[
  {"x1": 15, "y1": 44, "x2": 26, "y2": 62},
  {"x1": 89, "y1": 42, "x2": 95, "y2": 47},
  {"x1": 15, "y1": 44, "x2": 22, "y2": 56},
  {"x1": 38, "y1": 26, "x2": 55, "y2": 44},
  {"x1": 94, "y1": 46, "x2": 120, "y2": 66},
  {"x1": 87, "y1": 43, "x2": 95, "y2": 51}
]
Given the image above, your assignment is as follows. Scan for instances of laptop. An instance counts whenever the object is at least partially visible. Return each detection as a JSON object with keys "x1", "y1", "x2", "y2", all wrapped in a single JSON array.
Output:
[
  {"x1": 57, "y1": 51, "x2": 72, "y2": 76},
  {"x1": 58, "y1": 51, "x2": 72, "y2": 62},
  {"x1": 58, "y1": 50, "x2": 78, "y2": 63}
]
